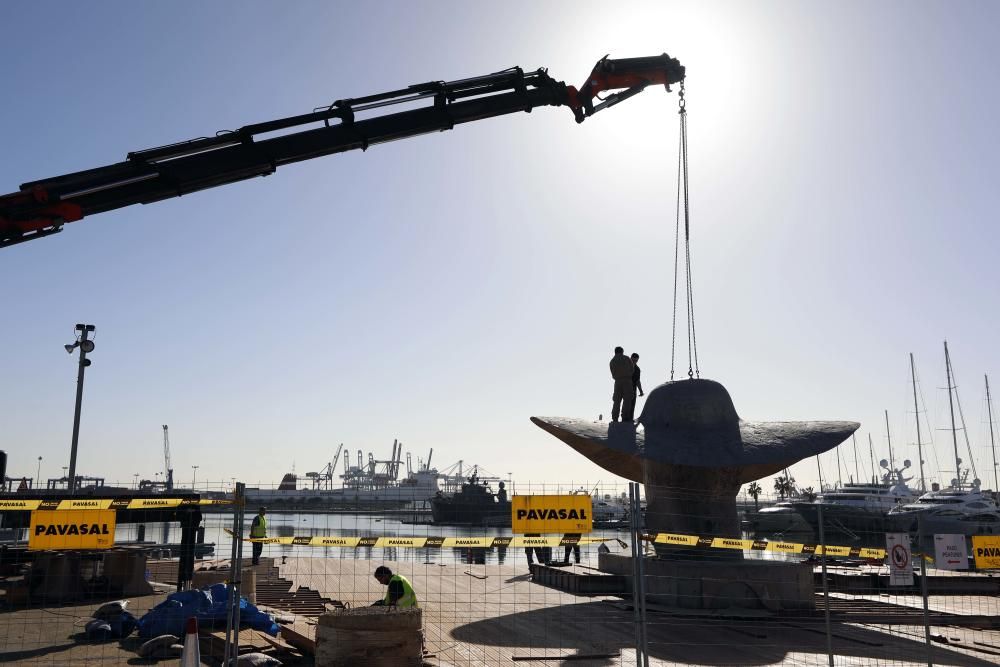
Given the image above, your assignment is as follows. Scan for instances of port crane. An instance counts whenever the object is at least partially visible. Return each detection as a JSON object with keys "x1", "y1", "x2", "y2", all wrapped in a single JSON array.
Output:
[
  {"x1": 0, "y1": 54, "x2": 684, "y2": 249},
  {"x1": 305, "y1": 443, "x2": 344, "y2": 491},
  {"x1": 139, "y1": 424, "x2": 174, "y2": 491}
]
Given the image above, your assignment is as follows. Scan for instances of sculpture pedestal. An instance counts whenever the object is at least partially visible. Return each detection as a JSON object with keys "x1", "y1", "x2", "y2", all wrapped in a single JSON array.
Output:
[{"x1": 598, "y1": 553, "x2": 814, "y2": 611}]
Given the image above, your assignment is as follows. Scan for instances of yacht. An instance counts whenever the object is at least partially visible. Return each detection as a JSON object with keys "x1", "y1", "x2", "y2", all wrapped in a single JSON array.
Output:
[
  {"x1": 745, "y1": 500, "x2": 815, "y2": 538},
  {"x1": 789, "y1": 461, "x2": 917, "y2": 543},
  {"x1": 888, "y1": 476, "x2": 1000, "y2": 536}
]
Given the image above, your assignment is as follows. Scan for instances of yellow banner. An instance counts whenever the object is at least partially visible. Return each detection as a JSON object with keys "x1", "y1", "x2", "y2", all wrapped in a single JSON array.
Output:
[
  {"x1": 766, "y1": 541, "x2": 804, "y2": 554},
  {"x1": 511, "y1": 495, "x2": 593, "y2": 534},
  {"x1": 441, "y1": 537, "x2": 493, "y2": 548},
  {"x1": 223, "y1": 528, "x2": 612, "y2": 548},
  {"x1": 0, "y1": 497, "x2": 230, "y2": 511},
  {"x1": 56, "y1": 499, "x2": 114, "y2": 511},
  {"x1": 127, "y1": 498, "x2": 182, "y2": 509},
  {"x1": 653, "y1": 532, "x2": 700, "y2": 547},
  {"x1": 818, "y1": 545, "x2": 853, "y2": 557},
  {"x1": 0, "y1": 499, "x2": 41, "y2": 510},
  {"x1": 310, "y1": 536, "x2": 362, "y2": 547},
  {"x1": 29, "y1": 510, "x2": 116, "y2": 550},
  {"x1": 711, "y1": 537, "x2": 753, "y2": 550},
  {"x1": 972, "y1": 535, "x2": 1000, "y2": 569}
]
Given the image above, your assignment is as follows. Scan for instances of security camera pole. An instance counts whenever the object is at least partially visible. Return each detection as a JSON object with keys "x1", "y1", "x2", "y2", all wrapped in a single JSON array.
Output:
[{"x1": 66, "y1": 323, "x2": 95, "y2": 493}]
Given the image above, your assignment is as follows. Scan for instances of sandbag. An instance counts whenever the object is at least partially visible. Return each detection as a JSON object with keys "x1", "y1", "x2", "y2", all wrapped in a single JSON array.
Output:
[
  {"x1": 83, "y1": 610, "x2": 137, "y2": 640},
  {"x1": 93, "y1": 599, "x2": 129, "y2": 620},
  {"x1": 84, "y1": 619, "x2": 112, "y2": 642},
  {"x1": 236, "y1": 652, "x2": 283, "y2": 666},
  {"x1": 138, "y1": 634, "x2": 181, "y2": 658}
]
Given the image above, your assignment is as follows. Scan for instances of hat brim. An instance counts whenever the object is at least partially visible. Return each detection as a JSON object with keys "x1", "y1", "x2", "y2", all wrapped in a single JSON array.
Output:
[{"x1": 530, "y1": 416, "x2": 859, "y2": 485}]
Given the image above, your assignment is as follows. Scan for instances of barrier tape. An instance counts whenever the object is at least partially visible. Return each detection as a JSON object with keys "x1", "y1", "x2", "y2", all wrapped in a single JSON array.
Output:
[
  {"x1": 224, "y1": 528, "x2": 619, "y2": 548},
  {"x1": 650, "y1": 532, "x2": 886, "y2": 559},
  {"x1": 225, "y1": 528, "x2": 887, "y2": 558},
  {"x1": 0, "y1": 497, "x2": 231, "y2": 511}
]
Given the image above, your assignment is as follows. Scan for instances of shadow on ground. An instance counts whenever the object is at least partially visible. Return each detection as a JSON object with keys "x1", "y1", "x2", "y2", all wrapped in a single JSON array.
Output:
[{"x1": 450, "y1": 599, "x2": 997, "y2": 666}]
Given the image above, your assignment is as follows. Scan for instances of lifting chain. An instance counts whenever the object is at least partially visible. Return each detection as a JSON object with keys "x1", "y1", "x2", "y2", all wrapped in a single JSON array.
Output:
[{"x1": 670, "y1": 80, "x2": 699, "y2": 381}]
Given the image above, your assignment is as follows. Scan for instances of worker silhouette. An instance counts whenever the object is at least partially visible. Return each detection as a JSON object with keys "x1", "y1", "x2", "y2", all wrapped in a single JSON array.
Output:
[
  {"x1": 609, "y1": 346, "x2": 634, "y2": 422},
  {"x1": 623, "y1": 353, "x2": 644, "y2": 422},
  {"x1": 249, "y1": 507, "x2": 267, "y2": 566}
]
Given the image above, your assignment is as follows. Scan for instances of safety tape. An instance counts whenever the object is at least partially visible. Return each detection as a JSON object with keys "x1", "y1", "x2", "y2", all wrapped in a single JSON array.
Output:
[
  {"x1": 0, "y1": 498, "x2": 231, "y2": 511},
  {"x1": 224, "y1": 528, "x2": 618, "y2": 548},
  {"x1": 650, "y1": 532, "x2": 887, "y2": 559},
  {"x1": 225, "y1": 527, "x2": 887, "y2": 558}
]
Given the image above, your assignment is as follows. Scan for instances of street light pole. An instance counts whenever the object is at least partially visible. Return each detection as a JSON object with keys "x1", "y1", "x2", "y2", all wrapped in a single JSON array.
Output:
[
  {"x1": 192, "y1": 465, "x2": 199, "y2": 489},
  {"x1": 36, "y1": 456, "x2": 42, "y2": 489},
  {"x1": 66, "y1": 323, "x2": 96, "y2": 493}
]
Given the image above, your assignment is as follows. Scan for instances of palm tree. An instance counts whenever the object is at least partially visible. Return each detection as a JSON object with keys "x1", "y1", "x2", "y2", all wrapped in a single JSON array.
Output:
[
  {"x1": 747, "y1": 482, "x2": 762, "y2": 511},
  {"x1": 773, "y1": 474, "x2": 795, "y2": 500}
]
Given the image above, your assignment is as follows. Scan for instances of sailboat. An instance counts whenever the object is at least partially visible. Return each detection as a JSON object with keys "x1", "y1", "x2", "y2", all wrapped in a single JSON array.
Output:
[{"x1": 888, "y1": 343, "x2": 1000, "y2": 536}]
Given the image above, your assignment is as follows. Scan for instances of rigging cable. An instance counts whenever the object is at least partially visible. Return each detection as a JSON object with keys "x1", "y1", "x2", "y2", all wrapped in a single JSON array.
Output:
[
  {"x1": 670, "y1": 115, "x2": 682, "y2": 380},
  {"x1": 671, "y1": 80, "x2": 699, "y2": 380}
]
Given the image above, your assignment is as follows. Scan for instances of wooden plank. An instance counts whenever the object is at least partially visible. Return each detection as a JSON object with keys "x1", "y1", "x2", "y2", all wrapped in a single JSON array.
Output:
[{"x1": 279, "y1": 619, "x2": 317, "y2": 656}]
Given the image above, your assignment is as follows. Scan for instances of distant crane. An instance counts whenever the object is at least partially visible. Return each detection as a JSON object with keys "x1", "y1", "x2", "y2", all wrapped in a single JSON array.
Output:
[
  {"x1": 138, "y1": 424, "x2": 174, "y2": 491},
  {"x1": 306, "y1": 443, "x2": 344, "y2": 490},
  {"x1": 162, "y1": 425, "x2": 173, "y2": 490}
]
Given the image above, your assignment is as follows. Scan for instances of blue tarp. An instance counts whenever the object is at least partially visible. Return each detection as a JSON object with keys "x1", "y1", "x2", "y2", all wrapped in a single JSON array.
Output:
[{"x1": 137, "y1": 583, "x2": 279, "y2": 638}]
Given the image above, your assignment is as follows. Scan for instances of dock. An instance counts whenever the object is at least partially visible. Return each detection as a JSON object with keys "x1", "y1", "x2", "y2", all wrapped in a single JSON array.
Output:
[
  {"x1": 278, "y1": 557, "x2": 1000, "y2": 666},
  {"x1": 3, "y1": 554, "x2": 1000, "y2": 665}
]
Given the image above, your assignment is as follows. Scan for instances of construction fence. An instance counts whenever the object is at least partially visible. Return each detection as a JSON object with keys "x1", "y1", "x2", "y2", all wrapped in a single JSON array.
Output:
[{"x1": 1, "y1": 480, "x2": 999, "y2": 665}]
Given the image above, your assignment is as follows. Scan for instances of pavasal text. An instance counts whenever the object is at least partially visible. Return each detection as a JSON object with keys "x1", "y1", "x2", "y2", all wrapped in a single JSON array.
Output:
[
  {"x1": 516, "y1": 508, "x2": 588, "y2": 521},
  {"x1": 35, "y1": 522, "x2": 112, "y2": 536}
]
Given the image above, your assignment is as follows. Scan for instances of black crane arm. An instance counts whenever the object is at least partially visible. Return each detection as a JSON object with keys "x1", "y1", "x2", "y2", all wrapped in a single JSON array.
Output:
[{"x1": 0, "y1": 54, "x2": 684, "y2": 249}]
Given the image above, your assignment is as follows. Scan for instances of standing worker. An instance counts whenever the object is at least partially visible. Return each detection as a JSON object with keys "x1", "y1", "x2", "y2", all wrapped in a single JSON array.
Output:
[
  {"x1": 372, "y1": 566, "x2": 418, "y2": 608},
  {"x1": 623, "y1": 353, "x2": 644, "y2": 422},
  {"x1": 609, "y1": 346, "x2": 634, "y2": 422},
  {"x1": 249, "y1": 507, "x2": 267, "y2": 566}
]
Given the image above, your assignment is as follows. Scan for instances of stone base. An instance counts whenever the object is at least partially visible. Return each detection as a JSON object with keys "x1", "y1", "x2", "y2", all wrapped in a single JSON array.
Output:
[
  {"x1": 316, "y1": 607, "x2": 423, "y2": 667},
  {"x1": 598, "y1": 553, "x2": 814, "y2": 611}
]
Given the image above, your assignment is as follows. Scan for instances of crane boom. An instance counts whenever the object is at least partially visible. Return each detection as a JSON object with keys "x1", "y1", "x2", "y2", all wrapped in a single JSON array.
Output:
[
  {"x1": 0, "y1": 54, "x2": 683, "y2": 249},
  {"x1": 162, "y1": 424, "x2": 173, "y2": 491}
]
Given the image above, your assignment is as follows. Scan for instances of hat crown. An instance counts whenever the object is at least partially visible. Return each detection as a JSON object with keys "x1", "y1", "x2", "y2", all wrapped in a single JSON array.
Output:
[{"x1": 640, "y1": 378, "x2": 739, "y2": 428}]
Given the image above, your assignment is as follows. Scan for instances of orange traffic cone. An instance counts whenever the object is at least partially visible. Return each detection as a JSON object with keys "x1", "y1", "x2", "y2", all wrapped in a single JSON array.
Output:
[{"x1": 180, "y1": 616, "x2": 200, "y2": 666}]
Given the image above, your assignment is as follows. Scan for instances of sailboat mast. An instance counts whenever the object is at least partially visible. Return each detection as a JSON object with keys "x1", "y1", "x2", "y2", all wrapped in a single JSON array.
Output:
[
  {"x1": 884, "y1": 410, "x2": 895, "y2": 471},
  {"x1": 944, "y1": 341, "x2": 962, "y2": 485},
  {"x1": 987, "y1": 374, "x2": 998, "y2": 492},
  {"x1": 910, "y1": 353, "x2": 927, "y2": 492},
  {"x1": 851, "y1": 433, "x2": 861, "y2": 483},
  {"x1": 835, "y1": 447, "x2": 843, "y2": 488},
  {"x1": 815, "y1": 456, "x2": 824, "y2": 492},
  {"x1": 868, "y1": 433, "x2": 877, "y2": 483}
]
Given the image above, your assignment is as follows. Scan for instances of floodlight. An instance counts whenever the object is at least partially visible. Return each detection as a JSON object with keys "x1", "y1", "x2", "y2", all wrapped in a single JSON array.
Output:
[{"x1": 64, "y1": 343, "x2": 77, "y2": 354}]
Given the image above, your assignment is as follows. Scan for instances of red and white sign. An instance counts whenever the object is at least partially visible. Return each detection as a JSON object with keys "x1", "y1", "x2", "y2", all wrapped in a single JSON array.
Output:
[
  {"x1": 933, "y1": 534, "x2": 968, "y2": 571},
  {"x1": 886, "y1": 532, "x2": 913, "y2": 586}
]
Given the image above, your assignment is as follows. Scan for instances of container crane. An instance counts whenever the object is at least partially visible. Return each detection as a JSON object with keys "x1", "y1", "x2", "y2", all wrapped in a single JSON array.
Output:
[
  {"x1": 1, "y1": 54, "x2": 684, "y2": 249},
  {"x1": 138, "y1": 424, "x2": 174, "y2": 491},
  {"x1": 306, "y1": 443, "x2": 344, "y2": 490}
]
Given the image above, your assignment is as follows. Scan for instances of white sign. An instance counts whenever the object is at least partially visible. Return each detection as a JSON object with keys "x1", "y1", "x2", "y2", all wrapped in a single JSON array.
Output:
[
  {"x1": 933, "y1": 534, "x2": 969, "y2": 571},
  {"x1": 885, "y1": 533, "x2": 913, "y2": 586}
]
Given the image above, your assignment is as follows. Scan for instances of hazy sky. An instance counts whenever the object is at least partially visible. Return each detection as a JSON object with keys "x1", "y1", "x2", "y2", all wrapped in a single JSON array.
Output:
[{"x1": 2, "y1": 1, "x2": 998, "y2": 495}]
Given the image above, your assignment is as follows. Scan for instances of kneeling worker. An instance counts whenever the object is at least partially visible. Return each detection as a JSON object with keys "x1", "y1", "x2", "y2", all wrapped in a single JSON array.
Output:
[{"x1": 372, "y1": 566, "x2": 418, "y2": 608}]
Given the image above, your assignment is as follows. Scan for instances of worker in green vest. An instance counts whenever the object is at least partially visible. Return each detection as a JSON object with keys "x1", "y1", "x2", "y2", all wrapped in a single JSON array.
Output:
[
  {"x1": 249, "y1": 506, "x2": 267, "y2": 565},
  {"x1": 372, "y1": 565, "x2": 418, "y2": 608}
]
